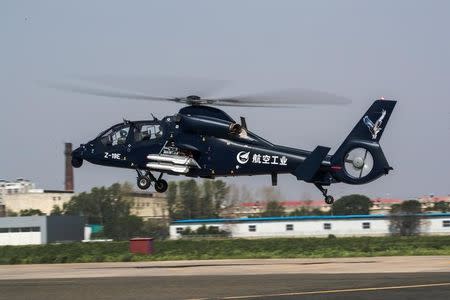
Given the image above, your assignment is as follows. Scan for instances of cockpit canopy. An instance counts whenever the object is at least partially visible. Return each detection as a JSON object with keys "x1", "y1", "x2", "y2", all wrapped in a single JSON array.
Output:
[{"x1": 97, "y1": 121, "x2": 163, "y2": 146}]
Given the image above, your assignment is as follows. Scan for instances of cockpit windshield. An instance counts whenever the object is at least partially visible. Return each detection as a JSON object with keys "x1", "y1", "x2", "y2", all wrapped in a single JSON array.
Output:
[
  {"x1": 96, "y1": 121, "x2": 163, "y2": 147},
  {"x1": 134, "y1": 123, "x2": 163, "y2": 142},
  {"x1": 99, "y1": 125, "x2": 130, "y2": 146}
]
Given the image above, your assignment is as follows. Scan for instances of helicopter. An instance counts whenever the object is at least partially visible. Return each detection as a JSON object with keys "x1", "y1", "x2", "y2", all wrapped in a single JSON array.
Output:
[{"x1": 68, "y1": 86, "x2": 396, "y2": 204}]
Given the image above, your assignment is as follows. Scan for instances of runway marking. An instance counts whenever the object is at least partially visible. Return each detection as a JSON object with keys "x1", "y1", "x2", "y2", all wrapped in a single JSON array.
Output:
[
  {"x1": 187, "y1": 282, "x2": 450, "y2": 299},
  {"x1": 0, "y1": 280, "x2": 76, "y2": 286}
]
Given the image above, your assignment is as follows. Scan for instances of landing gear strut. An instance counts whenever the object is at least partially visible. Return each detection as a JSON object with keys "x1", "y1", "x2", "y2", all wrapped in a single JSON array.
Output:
[
  {"x1": 314, "y1": 183, "x2": 334, "y2": 205},
  {"x1": 136, "y1": 170, "x2": 168, "y2": 193}
]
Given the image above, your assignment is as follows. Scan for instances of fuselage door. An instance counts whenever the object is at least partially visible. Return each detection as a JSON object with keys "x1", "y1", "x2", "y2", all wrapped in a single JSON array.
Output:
[
  {"x1": 98, "y1": 125, "x2": 131, "y2": 167},
  {"x1": 129, "y1": 122, "x2": 166, "y2": 168}
]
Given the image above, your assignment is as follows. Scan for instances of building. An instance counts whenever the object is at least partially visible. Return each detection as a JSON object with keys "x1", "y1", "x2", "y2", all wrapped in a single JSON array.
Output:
[
  {"x1": 234, "y1": 198, "x2": 408, "y2": 217},
  {"x1": 0, "y1": 179, "x2": 169, "y2": 219},
  {"x1": 0, "y1": 179, "x2": 74, "y2": 215},
  {"x1": 418, "y1": 195, "x2": 450, "y2": 210},
  {"x1": 130, "y1": 192, "x2": 168, "y2": 220},
  {"x1": 232, "y1": 200, "x2": 330, "y2": 217},
  {"x1": 0, "y1": 144, "x2": 76, "y2": 217},
  {"x1": 368, "y1": 198, "x2": 403, "y2": 214},
  {"x1": 228, "y1": 195, "x2": 450, "y2": 217},
  {"x1": 0, "y1": 178, "x2": 36, "y2": 198},
  {"x1": 0, "y1": 144, "x2": 170, "y2": 219},
  {"x1": 0, "y1": 216, "x2": 85, "y2": 245},
  {"x1": 170, "y1": 213, "x2": 450, "y2": 239},
  {"x1": 2, "y1": 190, "x2": 74, "y2": 215}
]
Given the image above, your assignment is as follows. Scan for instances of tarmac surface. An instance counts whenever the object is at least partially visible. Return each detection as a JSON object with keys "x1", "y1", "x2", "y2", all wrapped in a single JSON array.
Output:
[{"x1": 0, "y1": 256, "x2": 449, "y2": 299}]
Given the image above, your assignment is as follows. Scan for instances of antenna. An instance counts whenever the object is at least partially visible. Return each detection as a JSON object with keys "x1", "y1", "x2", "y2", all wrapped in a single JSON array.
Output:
[{"x1": 240, "y1": 117, "x2": 247, "y2": 130}]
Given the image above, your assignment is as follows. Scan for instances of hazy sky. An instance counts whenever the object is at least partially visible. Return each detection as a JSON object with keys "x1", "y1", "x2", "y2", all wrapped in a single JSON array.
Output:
[{"x1": 1, "y1": 1, "x2": 449, "y2": 200}]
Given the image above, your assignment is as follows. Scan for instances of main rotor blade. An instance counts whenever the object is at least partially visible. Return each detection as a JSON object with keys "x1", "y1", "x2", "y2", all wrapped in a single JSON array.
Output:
[
  {"x1": 72, "y1": 75, "x2": 231, "y2": 99},
  {"x1": 47, "y1": 82, "x2": 176, "y2": 102},
  {"x1": 46, "y1": 79, "x2": 351, "y2": 107},
  {"x1": 212, "y1": 88, "x2": 352, "y2": 106}
]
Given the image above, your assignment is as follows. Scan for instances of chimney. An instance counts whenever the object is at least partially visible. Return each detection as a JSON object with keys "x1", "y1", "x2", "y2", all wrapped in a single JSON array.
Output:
[{"x1": 65, "y1": 143, "x2": 74, "y2": 191}]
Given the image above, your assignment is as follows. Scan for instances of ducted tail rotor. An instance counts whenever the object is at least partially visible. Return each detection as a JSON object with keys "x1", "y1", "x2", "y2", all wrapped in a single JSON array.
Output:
[{"x1": 343, "y1": 147, "x2": 374, "y2": 179}]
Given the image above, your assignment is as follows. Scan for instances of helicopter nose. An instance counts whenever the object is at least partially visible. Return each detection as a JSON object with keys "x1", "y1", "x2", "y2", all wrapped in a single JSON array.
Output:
[{"x1": 71, "y1": 146, "x2": 84, "y2": 168}]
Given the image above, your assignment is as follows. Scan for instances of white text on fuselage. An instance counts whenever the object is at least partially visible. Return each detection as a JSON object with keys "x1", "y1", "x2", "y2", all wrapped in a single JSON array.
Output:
[
  {"x1": 236, "y1": 151, "x2": 287, "y2": 165},
  {"x1": 104, "y1": 152, "x2": 122, "y2": 160}
]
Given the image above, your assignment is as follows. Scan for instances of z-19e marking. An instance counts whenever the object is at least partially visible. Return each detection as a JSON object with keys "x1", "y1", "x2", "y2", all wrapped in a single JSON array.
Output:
[{"x1": 104, "y1": 152, "x2": 122, "y2": 160}]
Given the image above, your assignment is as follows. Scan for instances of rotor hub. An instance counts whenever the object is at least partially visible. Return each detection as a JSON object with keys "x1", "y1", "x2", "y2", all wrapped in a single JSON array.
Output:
[
  {"x1": 186, "y1": 95, "x2": 201, "y2": 101},
  {"x1": 352, "y1": 157, "x2": 365, "y2": 169}
]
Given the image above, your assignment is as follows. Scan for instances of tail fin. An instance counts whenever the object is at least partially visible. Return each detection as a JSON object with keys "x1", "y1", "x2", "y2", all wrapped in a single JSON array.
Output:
[
  {"x1": 342, "y1": 99, "x2": 396, "y2": 144},
  {"x1": 331, "y1": 99, "x2": 397, "y2": 184}
]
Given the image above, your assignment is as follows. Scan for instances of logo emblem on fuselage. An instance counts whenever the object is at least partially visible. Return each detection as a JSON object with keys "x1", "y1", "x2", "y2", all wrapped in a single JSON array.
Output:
[
  {"x1": 236, "y1": 151, "x2": 250, "y2": 164},
  {"x1": 363, "y1": 109, "x2": 386, "y2": 140}
]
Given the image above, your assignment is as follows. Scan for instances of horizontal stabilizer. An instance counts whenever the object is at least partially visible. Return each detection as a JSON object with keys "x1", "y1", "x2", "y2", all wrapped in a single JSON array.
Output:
[{"x1": 294, "y1": 146, "x2": 330, "y2": 182}]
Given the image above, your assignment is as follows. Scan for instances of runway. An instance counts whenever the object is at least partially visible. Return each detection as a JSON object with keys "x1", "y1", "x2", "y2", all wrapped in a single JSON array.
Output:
[{"x1": 0, "y1": 256, "x2": 449, "y2": 299}]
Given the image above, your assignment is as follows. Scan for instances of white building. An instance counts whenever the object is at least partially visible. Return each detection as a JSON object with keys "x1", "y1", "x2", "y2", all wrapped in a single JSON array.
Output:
[
  {"x1": 0, "y1": 178, "x2": 35, "y2": 206},
  {"x1": 170, "y1": 213, "x2": 450, "y2": 239},
  {"x1": 1, "y1": 190, "x2": 74, "y2": 216},
  {"x1": 0, "y1": 178, "x2": 36, "y2": 195},
  {"x1": 0, "y1": 179, "x2": 74, "y2": 215},
  {"x1": 0, "y1": 179, "x2": 168, "y2": 219},
  {"x1": 0, "y1": 216, "x2": 85, "y2": 245}
]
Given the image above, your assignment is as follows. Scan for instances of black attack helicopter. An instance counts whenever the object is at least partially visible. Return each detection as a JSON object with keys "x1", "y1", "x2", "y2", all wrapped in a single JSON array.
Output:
[{"x1": 69, "y1": 86, "x2": 396, "y2": 204}]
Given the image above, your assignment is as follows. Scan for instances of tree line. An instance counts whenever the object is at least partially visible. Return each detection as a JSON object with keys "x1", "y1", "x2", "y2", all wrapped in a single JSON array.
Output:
[
  {"x1": 58, "y1": 180, "x2": 229, "y2": 240},
  {"x1": 167, "y1": 179, "x2": 229, "y2": 220},
  {"x1": 56, "y1": 180, "x2": 229, "y2": 240},
  {"x1": 5, "y1": 180, "x2": 448, "y2": 239},
  {"x1": 261, "y1": 194, "x2": 374, "y2": 217}
]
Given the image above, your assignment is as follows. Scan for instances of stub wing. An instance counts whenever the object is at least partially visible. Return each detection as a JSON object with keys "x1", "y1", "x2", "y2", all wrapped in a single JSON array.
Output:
[{"x1": 293, "y1": 146, "x2": 330, "y2": 182}]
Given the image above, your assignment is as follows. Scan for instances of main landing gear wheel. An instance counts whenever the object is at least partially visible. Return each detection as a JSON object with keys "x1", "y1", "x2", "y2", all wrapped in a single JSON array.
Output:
[
  {"x1": 325, "y1": 195, "x2": 334, "y2": 204},
  {"x1": 155, "y1": 179, "x2": 168, "y2": 193},
  {"x1": 137, "y1": 176, "x2": 151, "y2": 190}
]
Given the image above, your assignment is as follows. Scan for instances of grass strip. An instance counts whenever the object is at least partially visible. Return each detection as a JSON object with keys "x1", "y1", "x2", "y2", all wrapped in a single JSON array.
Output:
[{"x1": 1, "y1": 235, "x2": 450, "y2": 264}]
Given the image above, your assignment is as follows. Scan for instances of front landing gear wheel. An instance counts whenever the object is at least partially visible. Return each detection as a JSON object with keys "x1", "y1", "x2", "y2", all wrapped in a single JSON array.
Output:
[
  {"x1": 137, "y1": 176, "x2": 151, "y2": 190},
  {"x1": 71, "y1": 157, "x2": 83, "y2": 168},
  {"x1": 325, "y1": 195, "x2": 334, "y2": 205},
  {"x1": 155, "y1": 179, "x2": 168, "y2": 193}
]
